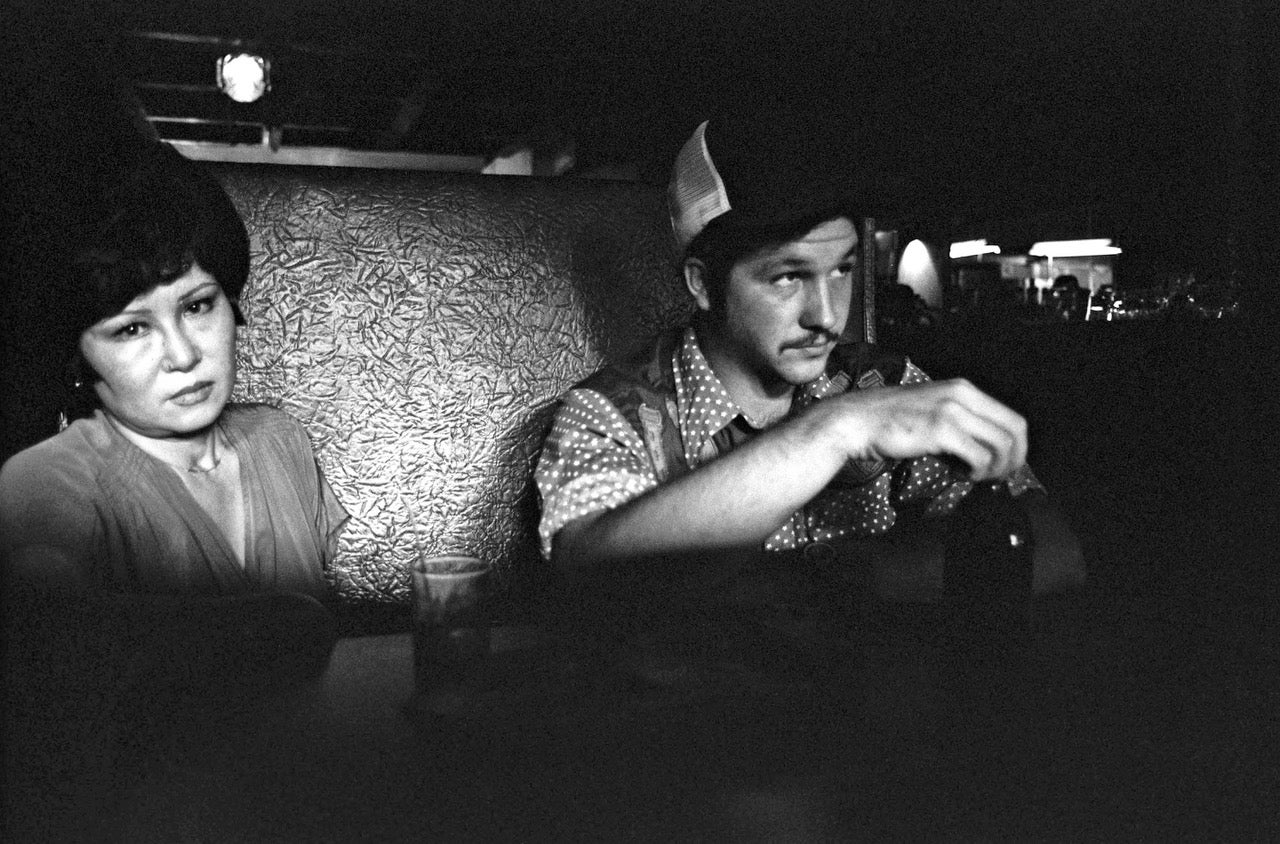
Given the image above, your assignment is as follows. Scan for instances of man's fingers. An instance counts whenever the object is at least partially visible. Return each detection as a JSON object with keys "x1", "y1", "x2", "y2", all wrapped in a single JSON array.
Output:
[
  {"x1": 933, "y1": 381, "x2": 1028, "y2": 478},
  {"x1": 946, "y1": 379, "x2": 1028, "y2": 456},
  {"x1": 934, "y1": 399, "x2": 1025, "y2": 479},
  {"x1": 849, "y1": 378, "x2": 1029, "y2": 479}
]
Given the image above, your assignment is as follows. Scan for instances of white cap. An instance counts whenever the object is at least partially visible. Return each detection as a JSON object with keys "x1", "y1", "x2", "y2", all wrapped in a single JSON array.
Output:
[{"x1": 666, "y1": 121, "x2": 732, "y2": 253}]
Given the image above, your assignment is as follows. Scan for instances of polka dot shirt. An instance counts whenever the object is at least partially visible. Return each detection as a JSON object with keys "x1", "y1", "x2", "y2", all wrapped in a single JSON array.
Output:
[{"x1": 534, "y1": 326, "x2": 1042, "y2": 558}]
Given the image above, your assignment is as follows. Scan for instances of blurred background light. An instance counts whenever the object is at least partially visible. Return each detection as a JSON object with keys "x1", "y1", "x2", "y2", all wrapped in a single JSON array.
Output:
[
  {"x1": 899, "y1": 238, "x2": 942, "y2": 307},
  {"x1": 1029, "y1": 239, "x2": 1122, "y2": 258},
  {"x1": 949, "y1": 239, "x2": 1001, "y2": 259}
]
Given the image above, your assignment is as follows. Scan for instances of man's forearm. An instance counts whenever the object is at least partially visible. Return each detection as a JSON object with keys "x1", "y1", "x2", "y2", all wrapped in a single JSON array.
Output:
[
  {"x1": 552, "y1": 377, "x2": 1032, "y2": 571},
  {"x1": 553, "y1": 407, "x2": 848, "y2": 570}
]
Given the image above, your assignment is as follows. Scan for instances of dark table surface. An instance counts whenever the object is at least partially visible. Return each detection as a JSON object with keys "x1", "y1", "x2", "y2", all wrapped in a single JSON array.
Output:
[
  {"x1": 49, "y1": 560, "x2": 1274, "y2": 842},
  {"x1": 5, "y1": 481, "x2": 1280, "y2": 843}
]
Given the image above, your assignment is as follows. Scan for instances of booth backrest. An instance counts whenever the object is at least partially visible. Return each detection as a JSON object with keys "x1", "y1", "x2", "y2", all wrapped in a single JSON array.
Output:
[{"x1": 216, "y1": 166, "x2": 691, "y2": 606}]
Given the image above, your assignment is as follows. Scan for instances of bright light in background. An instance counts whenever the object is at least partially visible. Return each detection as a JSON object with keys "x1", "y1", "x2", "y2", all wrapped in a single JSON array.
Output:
[
  {"x1": 1029, "y1": 238, "x2": 1122, "y2": 258},
  {"x1": 217, "y1": 53, "x2": 270, "y2": 103},
  {"x1": 949, "y1": 239, "x2": 1001, "y2": 259},
  {"x1": 898, "y1": 239, "x2": 942, "y2": 308}
]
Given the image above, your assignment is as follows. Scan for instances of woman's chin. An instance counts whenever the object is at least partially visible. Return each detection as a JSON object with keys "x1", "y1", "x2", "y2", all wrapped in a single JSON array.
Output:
[
  {"x1": 108, "y1": 401, "x2": 228, "y2": 441},
  {"x1": 171, "y1": 403, "x2": 226, "y2": 435}
]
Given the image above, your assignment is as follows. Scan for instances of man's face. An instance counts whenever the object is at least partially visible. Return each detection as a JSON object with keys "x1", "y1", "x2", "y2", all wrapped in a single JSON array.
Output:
[{"x1": 703, "y1": 216, "x2": 858, "y2": 393}]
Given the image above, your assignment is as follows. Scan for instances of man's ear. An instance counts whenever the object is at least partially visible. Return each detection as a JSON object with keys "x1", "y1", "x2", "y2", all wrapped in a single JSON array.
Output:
[{"x1": 683, "y1": 259, "x2": 712, "y2": 313}]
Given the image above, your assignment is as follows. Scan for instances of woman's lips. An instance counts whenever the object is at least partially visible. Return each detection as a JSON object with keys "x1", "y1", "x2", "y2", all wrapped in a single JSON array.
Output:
[{"x1": 170, "y1": 382, "x2": 215, "y2": 406}]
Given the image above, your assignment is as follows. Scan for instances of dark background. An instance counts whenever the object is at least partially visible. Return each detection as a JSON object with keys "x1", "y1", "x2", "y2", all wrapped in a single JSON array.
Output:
[
  {"x1": 2, "y1": 5, "x2": 1279, "y2": 837},
  {"x1": 3, "y1": 0, "x2": 1276, "y2": 273},
  {"x1": 1, "y1": 0, "x2": 1276, "y2": 461}
]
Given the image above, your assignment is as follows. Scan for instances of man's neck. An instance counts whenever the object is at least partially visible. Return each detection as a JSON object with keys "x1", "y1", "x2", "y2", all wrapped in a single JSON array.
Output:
[{"x1": 698, "y1": 336, "x2": 794, "y2": 429}]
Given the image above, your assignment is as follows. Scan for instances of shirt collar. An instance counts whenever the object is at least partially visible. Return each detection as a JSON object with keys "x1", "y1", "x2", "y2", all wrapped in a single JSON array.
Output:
[
  {"x1": 671, "y1": 326, "x2": 836, "y2": 467},
  {"x1": 671, "y1": 327, "x2": 738, "y2": 468}
]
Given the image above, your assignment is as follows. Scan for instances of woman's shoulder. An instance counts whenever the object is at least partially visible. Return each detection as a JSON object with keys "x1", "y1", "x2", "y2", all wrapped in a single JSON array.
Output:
[
  {"x1": 222, "y1": 403, "x2": 314, "y2": 451},
  {"x1": 224, "y1": 402, "x2": 306, "y2": 430},
  {"x1": 0, "y1": 417, "x2": 116, "y2": 546},
  {"x1": 0, "y1": 415, "x2": 115, "y2": 490}
]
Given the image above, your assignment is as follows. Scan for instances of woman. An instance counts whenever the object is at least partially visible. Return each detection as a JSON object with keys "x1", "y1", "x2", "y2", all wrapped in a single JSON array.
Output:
[
  {"x1": 0, "y1": 142, "x2": 347, "y2": 599},
  {"x1": 0, "y1": 143, "x2": 349, "y2": 838}
]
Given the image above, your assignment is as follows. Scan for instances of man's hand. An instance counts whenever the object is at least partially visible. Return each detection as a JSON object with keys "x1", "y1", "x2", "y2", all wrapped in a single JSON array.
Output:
[{"x1": 812, "y1": 378, "x2": 1028, "y2": 481}]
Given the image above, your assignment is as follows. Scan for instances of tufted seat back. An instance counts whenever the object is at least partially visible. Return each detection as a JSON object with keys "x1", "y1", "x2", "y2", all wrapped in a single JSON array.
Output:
[{"x1": 216, "y1": 166, "x2": 692, "y2": 606}]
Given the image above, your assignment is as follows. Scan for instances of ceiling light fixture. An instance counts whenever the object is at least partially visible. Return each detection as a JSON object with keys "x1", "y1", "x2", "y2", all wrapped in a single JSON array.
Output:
[{"x1": 216, "y1": 53, "x2": 270, "y2": 103}]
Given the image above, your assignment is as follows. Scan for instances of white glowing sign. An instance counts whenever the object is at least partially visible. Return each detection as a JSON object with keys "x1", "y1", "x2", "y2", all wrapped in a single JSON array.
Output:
[
  {"x1": 1029, "y1": 239, "x2": 1122, "y2": 258},
  {"x1": 949, "y1": 239, "x2": 1001, "y2": 259}
]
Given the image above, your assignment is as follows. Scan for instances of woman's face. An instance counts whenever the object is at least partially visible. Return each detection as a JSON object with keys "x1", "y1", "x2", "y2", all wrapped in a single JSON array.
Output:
[{"x1": 79, "y1": 262, "x2": 237, "y2": 440}]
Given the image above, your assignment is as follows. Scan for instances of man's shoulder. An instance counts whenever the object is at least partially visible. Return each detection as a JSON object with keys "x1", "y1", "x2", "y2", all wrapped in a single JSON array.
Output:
[
  {"x1": 574, "y1": 328, "x2": 682, "y2": 402},
  {"x1": 550, "y1": 329, "x2": 686, "y2": 462},
  {"x1": 828, "y1": 341, "x2": 910, "y2": 388}
]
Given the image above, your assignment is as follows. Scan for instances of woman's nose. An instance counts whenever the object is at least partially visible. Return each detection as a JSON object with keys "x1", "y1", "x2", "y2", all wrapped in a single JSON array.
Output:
[{"x1": 162, "y1": 325, "x2": 202, "y2": 371}]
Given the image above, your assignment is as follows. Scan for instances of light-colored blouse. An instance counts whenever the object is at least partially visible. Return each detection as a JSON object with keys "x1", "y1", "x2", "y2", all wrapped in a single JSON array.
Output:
[{"x1": 0, "y1": 404, "x2": 347, "y2": 600}]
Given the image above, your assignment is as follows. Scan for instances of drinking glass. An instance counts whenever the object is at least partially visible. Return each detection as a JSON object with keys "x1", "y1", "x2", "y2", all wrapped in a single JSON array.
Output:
[{"x1": 409, "y1": 555, "x2": 492, "y2": 692}]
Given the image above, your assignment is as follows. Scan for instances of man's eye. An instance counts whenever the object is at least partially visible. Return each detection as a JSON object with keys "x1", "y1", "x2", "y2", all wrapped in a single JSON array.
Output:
[{"x1": 772, "y1": 273, "x2": 803, "y2": 286}]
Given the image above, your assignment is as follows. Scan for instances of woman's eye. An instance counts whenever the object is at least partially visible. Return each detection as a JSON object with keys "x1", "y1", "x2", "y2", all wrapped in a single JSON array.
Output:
[
  {"x1": 186, "y1": 296, "x2": 216, "y2": 316},
  {"x1": 113, "y1": 322, "x2": 147, "y2": 339}
]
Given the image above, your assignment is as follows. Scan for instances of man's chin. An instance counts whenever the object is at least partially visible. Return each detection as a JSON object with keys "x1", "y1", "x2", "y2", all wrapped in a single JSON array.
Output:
[{"x1": 777, "y1": 355, "x2": 830, "y2": 386}]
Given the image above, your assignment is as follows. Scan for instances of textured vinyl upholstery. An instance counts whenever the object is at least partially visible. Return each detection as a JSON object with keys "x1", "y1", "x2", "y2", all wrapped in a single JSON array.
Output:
[{"x1": 215, "y1": 166, "x2": 691, "y2": 605}]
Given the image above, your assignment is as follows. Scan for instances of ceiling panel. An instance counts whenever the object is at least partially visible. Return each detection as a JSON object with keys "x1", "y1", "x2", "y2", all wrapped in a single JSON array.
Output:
[{"x1": 97, "y1": 0, "x2": 711, "y2": 168}]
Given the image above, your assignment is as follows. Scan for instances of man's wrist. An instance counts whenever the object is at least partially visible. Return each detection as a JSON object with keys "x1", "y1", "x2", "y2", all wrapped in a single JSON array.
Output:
[{"x1": 794, "y1": 397, "x2": 866, "y2": 468}]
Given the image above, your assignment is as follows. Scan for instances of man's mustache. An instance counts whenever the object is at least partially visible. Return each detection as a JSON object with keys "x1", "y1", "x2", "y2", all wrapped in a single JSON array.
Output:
[{"x1": 782, "y1": 331, "x2": 839, "y2": 350}]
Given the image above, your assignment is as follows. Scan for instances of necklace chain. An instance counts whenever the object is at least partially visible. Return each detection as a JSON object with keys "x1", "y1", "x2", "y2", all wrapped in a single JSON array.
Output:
[
  {"x1": 185, "y1": 451, "x2": 222, "y2": 474},
  {"x1": 180, "y1": 429, "x2": 222, "y2": 474},
  {"x1": 104, "y1": 414, "x2": 223, "y2": 474}
]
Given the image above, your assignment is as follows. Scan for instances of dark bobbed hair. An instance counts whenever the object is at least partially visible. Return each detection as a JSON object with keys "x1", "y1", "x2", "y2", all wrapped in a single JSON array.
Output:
[
  {"x1": 69, "y1": 142, "x2": 248, "y2": 332},
  {"x1": 62, "y1": 143, "x2": 249, "y2": 417},
  {"x1": 683, "y1": 200, "x2": 861, "y2": 316}
]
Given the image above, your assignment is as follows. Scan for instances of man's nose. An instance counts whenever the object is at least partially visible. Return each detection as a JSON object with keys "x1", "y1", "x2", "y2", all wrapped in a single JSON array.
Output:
[{"x1": 801, "y1": 278, "x2": 840, "y2": 331}]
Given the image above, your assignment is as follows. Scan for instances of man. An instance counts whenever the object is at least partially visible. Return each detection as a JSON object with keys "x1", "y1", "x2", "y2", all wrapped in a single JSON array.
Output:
[{"x1": 536, "y1": 116, "x2": 1082, "y2": 598}]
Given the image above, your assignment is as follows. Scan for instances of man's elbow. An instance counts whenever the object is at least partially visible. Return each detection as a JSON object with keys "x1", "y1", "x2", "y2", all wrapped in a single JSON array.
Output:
[{"x1": 548, "y1": 515, "x2": 611, "y2": 575}]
